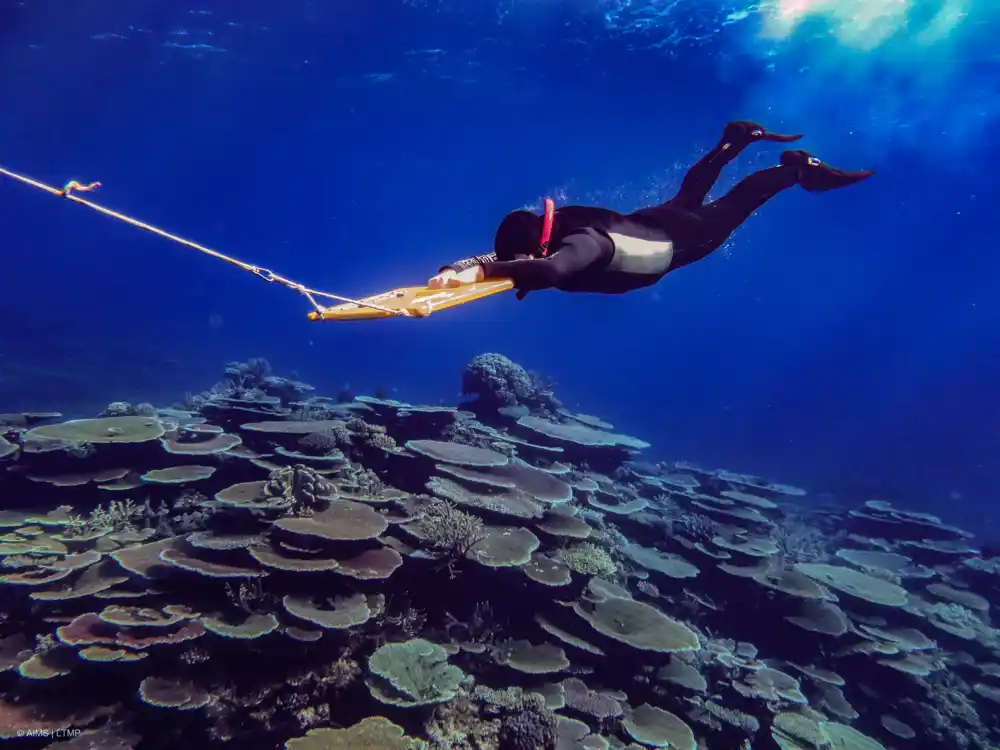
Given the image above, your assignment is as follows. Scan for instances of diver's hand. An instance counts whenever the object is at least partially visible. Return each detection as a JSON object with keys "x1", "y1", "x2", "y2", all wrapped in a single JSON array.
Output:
[{"x1": 427, "y1": 266, "x2": 484, "y2": 289}]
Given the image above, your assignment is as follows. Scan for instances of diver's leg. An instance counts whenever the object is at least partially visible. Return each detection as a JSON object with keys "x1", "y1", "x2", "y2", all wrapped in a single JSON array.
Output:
[
  {"x1": 670, "y1": 150, "x2": 874, "y2": 270},
  {"x1": 667, "y1": 121, "x2": 804, "y2": 211},
  {"x1": 781, "y1": 149, "x2": 876, "y2": 193}
]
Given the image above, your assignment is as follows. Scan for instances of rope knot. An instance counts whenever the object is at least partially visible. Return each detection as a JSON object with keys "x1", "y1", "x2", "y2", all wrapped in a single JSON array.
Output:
[{"x1": 61, "y1": 180, "x2": 102, "y2": 197}]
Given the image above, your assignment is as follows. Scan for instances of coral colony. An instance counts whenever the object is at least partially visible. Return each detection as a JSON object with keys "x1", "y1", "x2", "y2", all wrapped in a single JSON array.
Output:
[{"x1": 0, "y1": 353, "x2": 997, "y2": 749}]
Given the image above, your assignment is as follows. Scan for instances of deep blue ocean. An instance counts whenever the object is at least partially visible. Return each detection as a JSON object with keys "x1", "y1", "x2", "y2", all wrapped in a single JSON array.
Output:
[{"x1": 1, "y1": 0, "x2": 996, "y2": 530}]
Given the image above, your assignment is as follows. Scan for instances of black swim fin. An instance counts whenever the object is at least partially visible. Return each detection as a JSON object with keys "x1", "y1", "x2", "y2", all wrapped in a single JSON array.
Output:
[
  {"x1": 724, "y1": 120, "x2": 804, "y2": 146},
  {"x1": 781, "y1": 149, "x2": 875, "y2": 193}
]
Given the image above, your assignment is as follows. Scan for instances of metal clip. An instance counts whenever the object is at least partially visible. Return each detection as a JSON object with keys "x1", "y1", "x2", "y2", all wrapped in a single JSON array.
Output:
[{"x1": 252, "y1": 267, "x2": 276, "y2": 283}]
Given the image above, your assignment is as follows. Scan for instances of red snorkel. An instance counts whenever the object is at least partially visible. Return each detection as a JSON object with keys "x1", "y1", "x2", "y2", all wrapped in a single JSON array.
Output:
[{"x1": 538, "y1": 198, "x2": 556, "y2": 257}]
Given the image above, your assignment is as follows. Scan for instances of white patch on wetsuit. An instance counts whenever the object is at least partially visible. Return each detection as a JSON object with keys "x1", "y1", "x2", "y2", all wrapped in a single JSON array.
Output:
[{"x1": 606, "y1": 232, "x2": 674, "y2": 275}]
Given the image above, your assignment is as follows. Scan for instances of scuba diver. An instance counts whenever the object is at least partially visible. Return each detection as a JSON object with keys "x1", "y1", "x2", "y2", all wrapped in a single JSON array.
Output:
[{"x1": 428, "y1": 121, "x2": 874, "y2": 298}]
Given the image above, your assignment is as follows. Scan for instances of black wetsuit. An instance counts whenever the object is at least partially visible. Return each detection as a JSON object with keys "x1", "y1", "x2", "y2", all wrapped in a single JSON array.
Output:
[{"x1": 444, "y1": 123, "x2": 872, "y2": 297}]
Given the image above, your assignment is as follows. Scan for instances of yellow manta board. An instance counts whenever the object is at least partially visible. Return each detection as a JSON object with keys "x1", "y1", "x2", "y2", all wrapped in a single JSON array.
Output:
[{"x1": 306, "y1": 279, "x2": 515, "y2": 322}]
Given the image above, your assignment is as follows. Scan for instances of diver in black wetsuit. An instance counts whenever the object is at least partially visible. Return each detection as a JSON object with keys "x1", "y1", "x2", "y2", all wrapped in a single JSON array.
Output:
[{"x1": 428, "y1": 121, "x2": 874, "y2": 298}]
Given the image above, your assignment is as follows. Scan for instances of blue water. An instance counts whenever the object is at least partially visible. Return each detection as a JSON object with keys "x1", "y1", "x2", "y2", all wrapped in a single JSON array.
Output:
[{"x1": 2, "y1": 0, "x2": 997, "y2": 528}]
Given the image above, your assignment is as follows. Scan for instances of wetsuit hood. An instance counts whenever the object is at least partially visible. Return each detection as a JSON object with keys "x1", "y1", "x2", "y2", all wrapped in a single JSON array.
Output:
[{"x1": 494, "y1": 209, "x2": 543, "y2": 259}]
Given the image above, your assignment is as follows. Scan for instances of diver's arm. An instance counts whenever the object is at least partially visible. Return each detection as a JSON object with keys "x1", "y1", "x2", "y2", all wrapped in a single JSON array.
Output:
[
  {"x1": 428, "y1": 259, "x2": 488, "y2": 288},
  {"x1": 439, "y1": 253, "x2": 497, "y2": 273},
  {"x1": 479, "y1": 229, "x2": 610, "y2": 291}
]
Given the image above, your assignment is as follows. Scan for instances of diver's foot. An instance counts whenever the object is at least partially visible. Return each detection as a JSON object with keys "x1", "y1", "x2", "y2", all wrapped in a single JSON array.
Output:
[
  {"x1": 724, "y1": 120, "x2": 803, "y2": 147},
  {"x1": 781, "y1": 149, "x2": 875, "y2": 193}
]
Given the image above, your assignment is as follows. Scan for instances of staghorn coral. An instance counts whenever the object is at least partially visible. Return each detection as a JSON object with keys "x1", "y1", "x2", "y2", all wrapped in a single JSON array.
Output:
[
  {"x1": 676, "y1": 513, "x2": 721, "y2": 544},
  {"x1": 287, "y1": 655, "x2": 361, "y2": 693},
  {"x1": 61, "y1": 498, "x2": 149, "y2": 538},
  {"x1": 415, "y1": 500, "x2": 487, "y2": 560},
  {"x1": 182, "y1": 357, "x2": 286, "y2": 408},
  {"x1": 445, "y1": 602, "x2": 504, "y2": 646},
  {"x1": 769, "y1": 519, "x2": 835, "y2": 564},
  {"x1": 225, "y1": 579, "x2": 277, "y2": 615},
  {"x1": 224, "y1": 357, "x2": 271, "y2": 390},
  {"x1": 377, "y1": 605, "x2": 428, "y2": 643}
]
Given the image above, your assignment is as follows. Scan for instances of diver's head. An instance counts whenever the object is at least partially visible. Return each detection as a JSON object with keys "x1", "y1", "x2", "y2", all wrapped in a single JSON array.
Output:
[{"x1": 494, "y1": 209, "x2": 543, "y2": 260}]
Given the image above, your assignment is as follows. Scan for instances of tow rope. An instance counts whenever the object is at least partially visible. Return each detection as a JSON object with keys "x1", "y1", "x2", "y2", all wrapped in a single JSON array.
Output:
[{"x1": 0, "y1": 166, "x2": 408, "y2": 318}]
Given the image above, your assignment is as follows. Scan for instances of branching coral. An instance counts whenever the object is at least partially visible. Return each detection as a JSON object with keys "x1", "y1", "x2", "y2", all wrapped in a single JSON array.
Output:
[
  {"x1": 297, "y1": 431, "x2": 341, "y2": 456},
  {"x1": 225, "y1": 579, "x2": 277, "y2": 615},
  {"x1": 927, "y1": 602, "x2": 982, "y2": 631},
  {"x1": 61, "y1": 498, "x2": 149, "y2": 538},
  {"x1": 769, "y1": 520, "x2": 834, "y2": 564},
  {"x1": 912, "y1": 672, "x2": 992, "y2": 749},
  {"x1": 416, "y1": 500, "x2": 487, "y2": 561},
  {"x1": 557, "y1": 542, "x2": 620, "y2": 578},
  {"x1": 350, "y1": 467, "x2": 387, "y2": 496},
  {"x1": 675, "y1": 513, "x2": 721, "y2": 544},
  {"x1": 4, "y1": 353, "x2": 994, "y2": 750},
  {"x1": 445, "y1": 602, "x2": 503, "y2": 646},
  {"x1": 439, "y1": 421, "x2": 489, "y2": 448},
  {"x1": 425, "y1": 695, "x2": 501, "y2": 750},
  {"x1": 687, "y1": 697, "x2": 761, "y2": 734},
  {"x1": 287, "y1": 656, "x2": 361, "y2": 693},
  {"x1": 376, "y1": 604, "x2": 427, "y2": 644},
  {"x1": 462, "y1": 353, "x2": 537, "y2": 408},
  {"x1": 182, "y1": 357, "x2": 275, "y2": 407},
  {"x1": 289, "y1": 405, "x2": 332, "y2": 422},
  {"x1": 345, "y1": 419, "x2": 397, "y2": 453},
  {"x1": 263, "y1": 465, "x2": 333, "y2": 516},
  {"x1": 101, "y1": 401, "x2": 154, "y2": 417},
  {"x1": 461, "y1": 353, "x2": 560, "y2": 412},
  {"x1": 499, "y1": 704, "x2": 557, "y2": 750},
  {"x1": 224, "y1": 357, "x2": 271, "y2": 390}
]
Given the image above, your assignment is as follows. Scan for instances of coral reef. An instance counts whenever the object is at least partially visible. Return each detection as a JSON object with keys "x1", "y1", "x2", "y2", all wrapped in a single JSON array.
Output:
[{"x1": 0, "y1": 355, "x2": 994, "y2": 750}]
